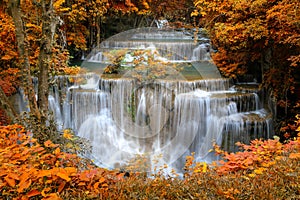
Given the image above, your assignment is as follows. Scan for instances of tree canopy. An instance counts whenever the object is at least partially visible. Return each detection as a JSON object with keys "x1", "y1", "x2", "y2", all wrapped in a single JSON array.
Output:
[{"x1": 192, "y1": 0, "x2": 300, "y2": 101}]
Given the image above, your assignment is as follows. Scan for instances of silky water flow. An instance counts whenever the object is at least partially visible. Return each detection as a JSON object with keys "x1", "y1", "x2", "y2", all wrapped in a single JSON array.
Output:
[{"x1": 18, "y1": 28, "x2": 274, "y2": 174}]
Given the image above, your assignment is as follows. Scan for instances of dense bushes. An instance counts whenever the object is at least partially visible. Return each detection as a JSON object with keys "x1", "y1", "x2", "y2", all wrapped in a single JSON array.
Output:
[{"x1": 0, "y1": 124, "x2": 299, "y2": 199}]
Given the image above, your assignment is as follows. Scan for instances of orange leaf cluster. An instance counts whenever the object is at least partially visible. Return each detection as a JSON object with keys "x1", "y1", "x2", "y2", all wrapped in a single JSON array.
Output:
[
  {"x1": 213, "y1": 135, "x2": 300, "y2": 175},
  {"x1": 0, "y1": 9, "x2": 18, "y2": 69},
  {"x1": 0, "y1": 124, "x2": 126, "y2": 199},
  {"x1": 0, "y1": 68, "x2": 20, "y2": 96}
]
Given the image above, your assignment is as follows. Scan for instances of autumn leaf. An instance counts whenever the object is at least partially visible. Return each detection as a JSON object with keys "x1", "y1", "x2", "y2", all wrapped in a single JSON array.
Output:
[
  {"x1": 289, "y1": 153, "x2": 300, "y2": 159},
  {"x1": 38, "y1": 170, "x2": 52, "y2": 178},
  {"x1": 1, "y1": 54, "x2": 13, "y2": 60},
  {"x1": 254, "y1": 167, "x2": 265, "y2": 175},
  {"x1": 78, "y1": 182, "x2": 86, "y2": 186},
  {"x1": 26, "y1": 189, "x2": 41, "y2": 197},
  {"x1": 99, "y1": 177, "x2": 106, "y2": 184},
  {"x1": 57, "y1": 181, "x2": 66, "y2": 193},
  {"x1": 94, "y1": 181, "x2": 100, "y2": 190},
  {"x1": 53, "y1": 147, "x2": 61, "y2": 155},
  {"x1": 17, "y1": 179, "x2": 31, "y2": 193},
  {"x1": 4, "y1": 176, "x2": 16, "y2": 187},
  {"x1": 44, "y1": 140, "x2": 59, "y2": 148},
  {"x1": 8, "y1": 172, "x2": 20, "y2": 180},
  {"x1": 41, "y1": 187, "x2": 51, "y2": 197},
  {"x1": 63, "y1": 129, "x2": 73, "y2": 140},
  {"x1": 65, "y1": 167, "x2": 77, "y2": 176},
  {"x1": 56, "y1": 171, "x2": 71, "y2": 182}
]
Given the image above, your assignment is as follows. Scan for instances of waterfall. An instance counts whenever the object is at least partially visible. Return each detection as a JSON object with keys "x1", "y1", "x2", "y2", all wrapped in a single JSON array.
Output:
[
  {"x1": 14, "y1": 28, "x2": 274, "y2": 174},
  {"x1": 43, "y1": 75, "x2": 273, "y2": 173}
]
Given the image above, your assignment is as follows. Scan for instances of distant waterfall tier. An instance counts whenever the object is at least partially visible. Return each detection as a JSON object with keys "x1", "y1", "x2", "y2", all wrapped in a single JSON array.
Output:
[
  {"x1": 81, "y1": 28, "x2": 212, "y2": 74},
  {"x1": 86, "y1": 28, "x2": 211, "y2": 62},
  {"x1": 43, "y1": 73, "x2": 274, "y2": 171}
]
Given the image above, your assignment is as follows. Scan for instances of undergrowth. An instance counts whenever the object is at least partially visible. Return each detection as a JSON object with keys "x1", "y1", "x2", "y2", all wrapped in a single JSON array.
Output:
[{"x1": 0, "y1": 120, "x2": 299, "y2": 199}]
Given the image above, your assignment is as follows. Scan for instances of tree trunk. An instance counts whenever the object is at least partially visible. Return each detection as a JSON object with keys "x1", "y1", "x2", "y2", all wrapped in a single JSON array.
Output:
[
  {"x1": 7, "y1": 0, "x2": 41, "y2": 119},
  {"x1": 0, "y1": 86, "x2": 17, "y2": 123},
  {"x1": 37, "y1": 0, "x2": 58, "y2": 122},
  {"x1": 96, "y1": 16, "x2": 101, "y2": 48}
]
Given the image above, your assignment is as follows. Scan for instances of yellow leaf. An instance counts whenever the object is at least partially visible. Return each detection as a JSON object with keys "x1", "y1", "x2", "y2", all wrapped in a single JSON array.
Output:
[
  {"x1": 53, "y1": 147, "x2": 61, "y2": 155},
  {"x1": 58, "y1": 8, "x2": 70, "y2": 12},
  {"x1": 200, "y1": 11, "x2": 207, "y2": 16},
  {"x1": 41, "y1": 187, "x2": 51, "y2": 197},
  {"x1": 202, "y1": 162, "x2": 207, "y2": 173},
  {"x1": 63, "y1": 130, "x2": 73, "y2": 140},
  {"x1": 53, "y1": 0, "x2": 65, "y2": 9},
  {"x1": 241, "y1": 175, "x2": 250, "y2": 180},
  {"x1": 191, "y1": 10, "x2": 199, "y2": 17},
  {"x1": 254, "y1": 167, "x2": 265, "y2": 175}
]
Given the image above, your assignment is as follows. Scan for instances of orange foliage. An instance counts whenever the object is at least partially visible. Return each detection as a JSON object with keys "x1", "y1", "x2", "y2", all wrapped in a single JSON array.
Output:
[
  {"x1": 212, "y1": 48, "x2": 247, "y2": 78},
  {"x1": 0, "y1": 2, "x2": 74, "y2": 81},
  {"x1": 183, "y1": 134, "x2": 299, "y2": 176},
  {"x1": 59, "y1": 66, "x2": 83, "y2": 75},
  {"x1": 0, "y1": 68, "x2": 20, "y2": 96},
  {"x1": 0, "y1": 123, "x2": 299, "y2": 199},
  {"x1": 209, "y1": 133, "x2": 300, "y2": 177},
  {"x1": 0, "y1": 124, "x2": 126, "y2": 199},
  {"x1": 0, "y1": 9, "x2": 18, "y2": 68},
  {"x1": 192, "y1": 0, "x2": 300, "y2": 100}
]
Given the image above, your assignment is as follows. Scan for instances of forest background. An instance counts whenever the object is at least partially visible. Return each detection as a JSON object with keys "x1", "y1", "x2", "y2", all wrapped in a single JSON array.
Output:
[{"x1": 0, "y1": 0, "x2": 299, "y2": 199}]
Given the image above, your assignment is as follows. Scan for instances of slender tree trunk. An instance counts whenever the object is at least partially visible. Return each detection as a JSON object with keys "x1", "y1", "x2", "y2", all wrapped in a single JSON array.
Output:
[
  {"x1": 8, "y1": 0, "x2": 41, "y2": 119},
  {"x1": 96, "y1": 16, "x2": 101, "y2": 48},
  {"x1": 90, "y1": 25, "x2": 94, "y2": 52},
  {"x1": 37, "y1": 0, "x2": 58, "y2": 123}
]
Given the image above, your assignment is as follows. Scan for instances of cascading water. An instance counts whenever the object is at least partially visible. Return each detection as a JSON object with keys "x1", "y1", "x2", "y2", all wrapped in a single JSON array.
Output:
[{"x1": 18, "y1": 28, "x2": 274, "y2": 173}]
